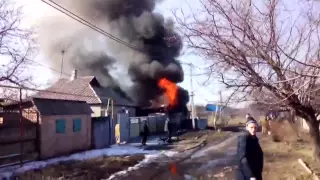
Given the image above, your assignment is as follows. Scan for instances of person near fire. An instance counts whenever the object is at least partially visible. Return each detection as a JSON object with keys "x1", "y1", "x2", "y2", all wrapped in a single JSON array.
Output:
[
  {"x1": 164, "y1": 116, "x2": 173, "y2": 143},
  {"x1": 141, "y1": 120, "x2": 150, "y2": 146},
  {"x1": 236, "y1": 119, "x2": 264, "y2": 180}
]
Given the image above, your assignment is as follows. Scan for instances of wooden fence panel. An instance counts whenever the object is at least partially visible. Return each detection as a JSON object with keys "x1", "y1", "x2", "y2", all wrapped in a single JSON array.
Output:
[{"x1": 0, "y1": 112, "x2": 39, "y2": 168}]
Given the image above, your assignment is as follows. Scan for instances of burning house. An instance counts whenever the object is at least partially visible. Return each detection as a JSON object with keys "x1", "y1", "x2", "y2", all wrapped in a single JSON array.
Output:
[{"x1": 39, "y1": 0, "x2": 190, "y2": 123}]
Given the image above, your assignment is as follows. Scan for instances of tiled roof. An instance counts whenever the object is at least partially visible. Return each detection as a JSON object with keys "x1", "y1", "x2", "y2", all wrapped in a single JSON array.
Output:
[
  {"x1": 35, "y1": 77, "x2": 101, "y2": 104},
  {"x1": 32, "y1": 98, "x2": 93, "y2": 116},
  {"x1": 92, "y1": 87, "x2": 135, "y2": 107},
  {"x1": 35, "y1": 76, "x2": 136, "y2": 107},
  {"x1": 1, "y1": 98, "x2": 92, "y2": 118}
]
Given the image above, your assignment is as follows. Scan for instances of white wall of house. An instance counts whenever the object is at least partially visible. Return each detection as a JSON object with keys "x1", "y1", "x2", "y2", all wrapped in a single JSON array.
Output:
[
  {"x1": 90, "y1": 105, "x2": 136, "y2": 120},
  {"x1": 112, "y1": 106, "x2": 136, "y2": 119},
  {"x1": 90, "y1": 106, "x2": 102, "y2": 117}
]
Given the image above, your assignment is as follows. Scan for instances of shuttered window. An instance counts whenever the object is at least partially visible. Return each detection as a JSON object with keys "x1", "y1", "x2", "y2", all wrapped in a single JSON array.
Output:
[
  {"x1": 73, "y1": 119, "x2": 82, "y2": 132},
  {"x1": 56, "y1": 119, "x2": 66, "y2": 133}
]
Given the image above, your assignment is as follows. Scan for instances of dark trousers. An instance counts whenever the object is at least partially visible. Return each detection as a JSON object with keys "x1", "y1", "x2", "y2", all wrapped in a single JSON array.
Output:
[
  {"x1": 142, "y1": 135, "x2": 148, "y2": 145},
  {"x1": 236, "y1": 170, "x2": 262, "y2": 180},
  {"x1": 167, "y1": 130, "x2": 172, "y2": 142}
]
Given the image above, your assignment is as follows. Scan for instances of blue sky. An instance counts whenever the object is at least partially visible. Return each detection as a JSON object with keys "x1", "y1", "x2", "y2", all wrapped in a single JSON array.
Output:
[{"x1": 13, "y1": 0, "x2": 225, "y2": 105}]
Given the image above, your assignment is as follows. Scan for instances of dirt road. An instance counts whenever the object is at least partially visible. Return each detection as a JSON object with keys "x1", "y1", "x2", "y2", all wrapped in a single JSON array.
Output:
[
  {"x1": 110, "y1": 131, "x2": 242, "y2": 180},
  {"x1": 7, "y1": 128, "x2": 241, "y2": 180}
]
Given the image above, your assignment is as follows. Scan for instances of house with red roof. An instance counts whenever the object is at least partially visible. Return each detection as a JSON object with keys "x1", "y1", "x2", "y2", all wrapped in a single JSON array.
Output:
[{"x1": 35, "y1": 70, "x2": 137, "y2": 119}]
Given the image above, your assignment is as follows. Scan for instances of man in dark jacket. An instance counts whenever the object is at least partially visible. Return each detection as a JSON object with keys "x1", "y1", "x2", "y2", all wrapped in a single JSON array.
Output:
[
  {"x1": 236, "y1": 120, "x2": 264, "y2": 180},
  {"x1": 141, "y1": 121, "x2": 150, "y2": 145},
  {"x1": 166, "y1": 120, "x2": 173, "y2": 143}
]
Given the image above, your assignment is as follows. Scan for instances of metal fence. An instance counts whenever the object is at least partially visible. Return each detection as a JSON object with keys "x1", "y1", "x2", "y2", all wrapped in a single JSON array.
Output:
[
  {"x1": 91, "y1": 116, "x2": 115, "y2": 149},
  {"x1": 129, "y1": 114, "x2": 167, "y2": 139}
]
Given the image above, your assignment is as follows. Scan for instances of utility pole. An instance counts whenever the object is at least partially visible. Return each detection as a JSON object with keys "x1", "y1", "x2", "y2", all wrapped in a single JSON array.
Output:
[
  {"x1": 218, "y1": 90, "x2": 222, "y2": 122},
  {"x1": 19, "y1": 88, "x2": 23, "y2": 167},
  {"x1": 60, "y1": 50, "x2": 65, "y2": 77},
  {"x1": 178, "y1": 60, "x2": 196, "y2": 129},
  {"x1": 189, "y1": 63, "x2": 196, "y2": 129},
  {"x1": 213, "y1": 91, "x2": 222, "y2": 130}
]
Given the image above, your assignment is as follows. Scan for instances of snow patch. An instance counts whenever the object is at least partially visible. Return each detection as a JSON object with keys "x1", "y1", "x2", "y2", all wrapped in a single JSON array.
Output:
[
  {"x1": 127, "y1": 136, "x2": 164, "y2": 146},
  {"x1": 0, "y1": 144, "x2": 161, "y2": 179},
  {"x1": 184, "y1": 174, "x2": 197, "y2": 180},
  {"x1": 107, "y1": 150, "x2": 178, "y2": 180}
]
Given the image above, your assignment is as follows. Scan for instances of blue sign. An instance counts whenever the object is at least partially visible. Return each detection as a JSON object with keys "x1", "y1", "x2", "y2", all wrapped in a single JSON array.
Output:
[{"x1": 205, "y1": 104, "x2": 220, "y2": 112}]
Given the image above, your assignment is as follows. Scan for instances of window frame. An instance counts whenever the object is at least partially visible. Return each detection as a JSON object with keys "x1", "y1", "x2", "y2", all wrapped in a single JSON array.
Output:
[
  {"x1": 55, "y1": 119, "x2": 66, "y2": 134},
  {"x1": 72, "y1": 118, "x2": 82, "y2": 132}
]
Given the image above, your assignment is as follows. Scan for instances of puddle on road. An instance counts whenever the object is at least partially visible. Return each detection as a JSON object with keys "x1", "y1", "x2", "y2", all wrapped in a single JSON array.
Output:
[
  {"x1": 184, "y1": 174, "x2": 197, "y2": 180},
  {"x1": 198, "y1": 147, "x2": 236, "y2": 170},
  {"x1": 183, "y1": 146, "x2": 237, "y2": 178},
  {"x1": 180, "y1": 134, "x2": 240, "y2": 179},
  {"x1": 225, "y1": 147, "x2": 236, "y2": 156},
  {"x1": 190, "y1": 135, "x2": 238, "y2": 159}
]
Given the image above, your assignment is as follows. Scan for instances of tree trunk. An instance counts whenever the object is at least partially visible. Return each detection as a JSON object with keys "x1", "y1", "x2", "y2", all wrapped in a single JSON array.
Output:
[
  {"x1": 306, "y1": 116, "x2": 320, "y2": 161},
  {"x1": 288, "y1": 110, "x2": 299, "y2": 138}
]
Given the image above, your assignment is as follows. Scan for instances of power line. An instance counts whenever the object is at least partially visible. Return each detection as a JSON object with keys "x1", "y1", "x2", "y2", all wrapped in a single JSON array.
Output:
[
  {"x1": 41, "y1": 0, "x2": 200, "y2": 78},
  {"x1": 42, "y1": 0, "x2": 144, "y2": 53},
  {"x1": 0, "y1": 84, "x2": 113, "y2": 101},
  {"x1": 41, "y1": 0, "x2": 210, "y2": 90},
  {"x1": 28, "y1": 59, "x2": 71, "y2": 76}
]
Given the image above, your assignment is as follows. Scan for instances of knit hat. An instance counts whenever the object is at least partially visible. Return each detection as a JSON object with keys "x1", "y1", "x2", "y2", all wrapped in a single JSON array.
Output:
[{"x1": 246, "y1": 119, "x2": 257, "y2": 126}]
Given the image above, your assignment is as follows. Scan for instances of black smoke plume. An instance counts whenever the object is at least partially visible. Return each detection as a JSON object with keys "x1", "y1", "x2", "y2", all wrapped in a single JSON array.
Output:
[{"x1": 39, "y1": 0, "x2": 189, "y2": 107}]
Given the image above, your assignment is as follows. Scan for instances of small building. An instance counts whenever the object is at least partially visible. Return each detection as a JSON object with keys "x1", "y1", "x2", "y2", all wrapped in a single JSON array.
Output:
[
  {"x1": 3, "y1": 97, "x2": 93, "y2": 159},
  {"x1": 35, "y1": 70, "x2": 137, "y2": 120}
]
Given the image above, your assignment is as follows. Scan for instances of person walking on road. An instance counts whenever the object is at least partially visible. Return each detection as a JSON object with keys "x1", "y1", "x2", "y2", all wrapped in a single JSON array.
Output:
[
  {"x1": 141, "y1": 121, "x2": 150, "y2": 146},
  {"x1": 164, "y1": 117, "x2": 173, "y2": 143},
  {"x1": 236, "y1": 120, "x2": 264, "y2": 180}
]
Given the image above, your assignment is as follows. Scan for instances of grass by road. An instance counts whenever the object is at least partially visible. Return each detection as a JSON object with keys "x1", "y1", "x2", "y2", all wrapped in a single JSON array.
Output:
[
  {"x1": 15, "y1": 155, "x2": 145, "y2": 180},
  {"x1": 212, "y1": 121, "x2": 320, "y2": 180},
  {"x1": 261, "y1": 121, "x2": 320, "y2": 180}
]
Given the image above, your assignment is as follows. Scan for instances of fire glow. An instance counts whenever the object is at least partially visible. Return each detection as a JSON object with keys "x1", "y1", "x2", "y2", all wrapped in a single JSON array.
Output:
[{"x1": 158, "y1": 78, "x2": 178, "y2": 108}]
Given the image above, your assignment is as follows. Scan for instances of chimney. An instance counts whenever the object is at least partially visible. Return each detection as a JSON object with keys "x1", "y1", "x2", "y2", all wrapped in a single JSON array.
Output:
[{"x1": 70, "y1": 69, "x2": 78, "y2": 80}]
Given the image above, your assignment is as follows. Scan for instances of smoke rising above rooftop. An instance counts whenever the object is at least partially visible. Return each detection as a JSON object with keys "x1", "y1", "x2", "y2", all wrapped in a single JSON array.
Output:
[{"x1": 38, "y1": 0, "x2": 187, "y2": 106}]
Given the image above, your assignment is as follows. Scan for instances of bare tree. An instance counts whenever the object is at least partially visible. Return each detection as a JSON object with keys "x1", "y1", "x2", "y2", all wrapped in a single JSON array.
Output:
[
  {"x1": 0, "y1": 0, "x2": 35, "y2": 86},
  {"x1": 0, "y1": 0, "x2": 36, "y2": 102},
  {"x1": 174, "y1": 0, "x2": 320, "y2": 159}
]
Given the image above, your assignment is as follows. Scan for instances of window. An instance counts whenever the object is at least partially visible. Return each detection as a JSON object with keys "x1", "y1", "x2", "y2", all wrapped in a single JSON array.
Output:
[
  {"x1": 73, "y1": 119, "x2": 82, "y2": 132},
  {"x1": 0, "y1": 117, "x2": 3, "y2": 124},
  {"x1": 56, "y1": 119, "x2": 66, "y2": 133}
]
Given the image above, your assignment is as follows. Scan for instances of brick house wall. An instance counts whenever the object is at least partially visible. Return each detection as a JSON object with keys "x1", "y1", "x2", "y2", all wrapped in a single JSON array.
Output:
[{"x1": 40, "y1": 114, "x2": 91, "y2": 159}]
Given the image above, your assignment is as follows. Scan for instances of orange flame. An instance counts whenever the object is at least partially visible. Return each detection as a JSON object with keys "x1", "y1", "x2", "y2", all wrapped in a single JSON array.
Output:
[
  {"x1": 158, "y1": 78, "x2": 178, "y2": 107},
  {"x1": 170, "y1": 163, "x2": 177, "y2": 174}
]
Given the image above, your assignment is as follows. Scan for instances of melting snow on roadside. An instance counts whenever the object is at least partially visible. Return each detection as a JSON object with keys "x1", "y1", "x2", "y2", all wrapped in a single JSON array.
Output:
[
  {"x1": 107, "y1": 150, "x2": 178, "y2": 180},
  {"x1": 0, "y1": 144, "x2": 177, "y2": 179}
]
